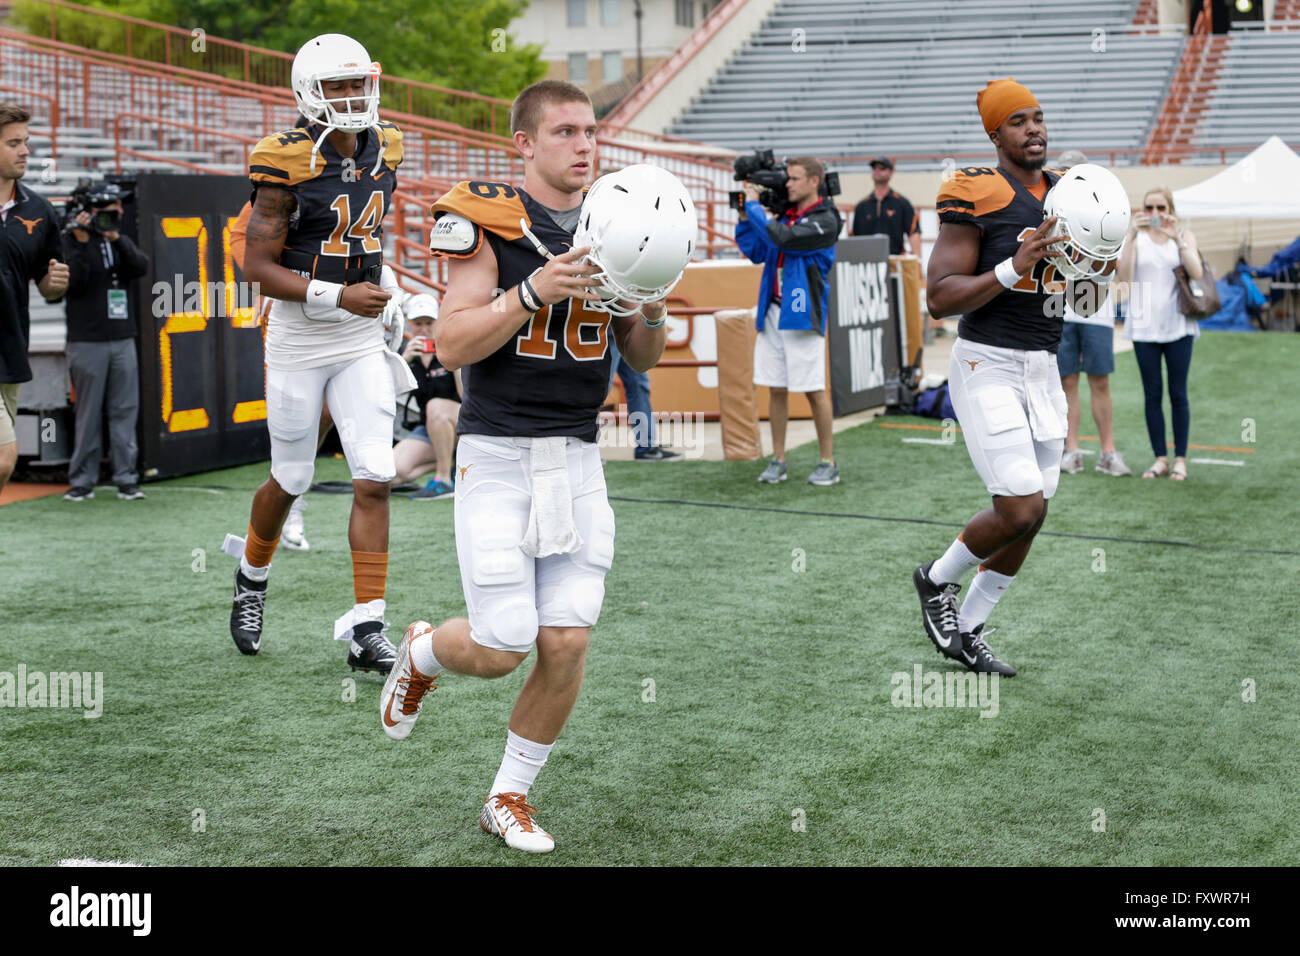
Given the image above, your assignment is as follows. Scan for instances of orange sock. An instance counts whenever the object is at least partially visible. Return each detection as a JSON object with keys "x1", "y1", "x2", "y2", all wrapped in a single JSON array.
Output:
[
  {"x1": 244, "y1": 524, "x2": 280, "y2": 567},
  {"x1": 352, "y1": 550, "x2": 388, "y2": 604}
]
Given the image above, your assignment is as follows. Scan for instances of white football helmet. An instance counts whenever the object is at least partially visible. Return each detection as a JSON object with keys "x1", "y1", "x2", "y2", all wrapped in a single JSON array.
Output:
[
  {"x1": 571, "y1": 164, "x2": 698, "y2": 317},
  {"x1": 1042, "y1": 163, "x2": 1131, "y2": 281},
  {"x1": 292, "y1": 34, "x2": 381, "y2": 133}
]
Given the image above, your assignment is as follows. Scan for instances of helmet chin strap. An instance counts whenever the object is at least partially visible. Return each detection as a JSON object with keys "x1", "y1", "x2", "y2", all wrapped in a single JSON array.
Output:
[{"x1": 520, "y1": 218, "x2": 560, "y2": 261}]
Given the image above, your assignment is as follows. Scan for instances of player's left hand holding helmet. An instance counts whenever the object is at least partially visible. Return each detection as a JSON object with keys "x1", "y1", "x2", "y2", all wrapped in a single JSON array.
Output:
[
  {"x1": 573, "y1": 164, "x2": 698, "y2": 317},
  {"x1": 1041, "y1": 163, "x2": 1131, "y2": 281}
]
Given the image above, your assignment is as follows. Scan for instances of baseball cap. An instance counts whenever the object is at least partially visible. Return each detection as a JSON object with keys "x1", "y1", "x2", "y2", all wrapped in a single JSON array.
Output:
[
  {"x1": 869, "y1": 156, "x2": 894, "y2": 169},
  {"x1": 403, "y1": 292, "x2": 439, "y2": 320}
]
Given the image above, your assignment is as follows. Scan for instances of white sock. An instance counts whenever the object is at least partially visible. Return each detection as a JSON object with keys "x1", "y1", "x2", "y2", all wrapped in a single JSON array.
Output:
[
  {"x1": 489, "y1": 730, "x2": 553, "y2": 799},
  {"x1": 409, "y1": 628, "x2": 441, "y2": 676},
  {"x1": 958, "y1": 568, "x2": 1015, "y2": 633},
  {"x1": 239, "y1": 556, "x2": 269, "y2": 582},
  {"x1": 355, "y1": 598, "x2": 385, "y2": 622},
  {"x1": 929, "y1": 537, "x2": 984, "y2": 585}
]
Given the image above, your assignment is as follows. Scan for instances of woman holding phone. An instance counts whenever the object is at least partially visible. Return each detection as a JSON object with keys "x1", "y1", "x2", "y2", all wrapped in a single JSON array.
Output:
[
  {"x1": 1116, "y1": 186, "x2": 1203, "y2": 481},
  {"x1": 393, "y1": 292, "x2": 462, "y2": 498}
]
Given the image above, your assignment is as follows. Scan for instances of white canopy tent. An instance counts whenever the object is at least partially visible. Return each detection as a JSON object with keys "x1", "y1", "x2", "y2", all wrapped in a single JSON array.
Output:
[{"x1": 1172, "y1": 136, "x2": 1300, "y2": 219}]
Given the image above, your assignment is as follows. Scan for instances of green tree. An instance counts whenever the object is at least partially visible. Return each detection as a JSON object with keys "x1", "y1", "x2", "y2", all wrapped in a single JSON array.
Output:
[{"x1": 15, "y1": 0, "x2": 544, "y2": 102}]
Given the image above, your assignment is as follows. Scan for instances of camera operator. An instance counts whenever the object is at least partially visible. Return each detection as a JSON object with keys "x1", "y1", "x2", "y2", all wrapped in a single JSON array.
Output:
[
  {"x1": 60, "y1": 181, "x2": 150, "y2": 501},
  {"x1": 735, "y1": 155, "x2": 842, "y2": 486},
  {"x1": 1, "y1": 103, "x2": 68, "y2": 497}
]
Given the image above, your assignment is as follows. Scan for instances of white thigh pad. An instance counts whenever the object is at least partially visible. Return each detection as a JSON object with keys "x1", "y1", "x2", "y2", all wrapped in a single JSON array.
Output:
[
  {"x1": 468, "y1": 512, "x2": 529, "y2": 588},
  {"x1": 975, "y1": 385, "x2": 1029, "y2": 439},
  {"x1": 326, "y1": 353, "x2": 397, "y2": 483}
]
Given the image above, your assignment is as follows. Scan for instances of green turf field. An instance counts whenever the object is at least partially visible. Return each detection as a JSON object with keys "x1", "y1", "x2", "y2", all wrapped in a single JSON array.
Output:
[{"x1": 2, "y1": 331, "x2": 1297, "y2": 866}]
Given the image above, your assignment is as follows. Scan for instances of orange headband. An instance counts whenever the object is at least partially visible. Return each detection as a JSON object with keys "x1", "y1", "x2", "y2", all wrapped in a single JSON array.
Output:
[{"x1": 977, "y1": 78, "x2": 1040, "y2": 134}]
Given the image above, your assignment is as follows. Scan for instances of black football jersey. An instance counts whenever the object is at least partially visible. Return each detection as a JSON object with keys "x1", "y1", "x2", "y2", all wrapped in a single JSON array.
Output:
[
  {"x1": 248, "y1": 121, "x2": 402, "y2": 283},
  {"x1": 429, "y1": 181, "x2": 611, "y2": 443},
  {"x1": 937, "y1": 166, "x2": 1065, "y2": 352}
]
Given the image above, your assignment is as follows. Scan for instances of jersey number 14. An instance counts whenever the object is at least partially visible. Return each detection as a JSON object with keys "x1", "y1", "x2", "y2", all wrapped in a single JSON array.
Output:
[{"x1": 321, "y1": 191, "x2": 385, "y2": 256}]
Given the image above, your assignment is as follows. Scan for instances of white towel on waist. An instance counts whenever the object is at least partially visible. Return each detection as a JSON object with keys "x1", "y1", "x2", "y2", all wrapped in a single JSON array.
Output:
[
  {"x1": 520, "y1": 437, "x2": 583, "y2": 558},
  {"x1": 1023, "y1": 351, "x2": 1066, "y2": 441},
  {"x1": 385, "y1": 347, "x2": 418, "y2": 398}
]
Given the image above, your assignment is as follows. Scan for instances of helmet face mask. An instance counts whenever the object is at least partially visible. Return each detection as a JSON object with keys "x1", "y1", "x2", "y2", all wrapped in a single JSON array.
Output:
[
  {"x1": 292, "y1": 35, "x2": 381, "y2": 133},
  {"x1": 572, "y1": 165, "x2": 698, "y2": 317},
  {"x1": 1042, "y1": 163, "x2": 1130, "y2": 282}
]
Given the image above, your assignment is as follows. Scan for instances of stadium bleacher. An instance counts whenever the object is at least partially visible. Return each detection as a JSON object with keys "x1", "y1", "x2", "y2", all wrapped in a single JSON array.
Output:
[
  {"x1": 669, "y1": 0, "x2": 1184, "y2": 167},
  {"x1": 1196, "y1": 31, "x2": 1300, "y2": 149}
]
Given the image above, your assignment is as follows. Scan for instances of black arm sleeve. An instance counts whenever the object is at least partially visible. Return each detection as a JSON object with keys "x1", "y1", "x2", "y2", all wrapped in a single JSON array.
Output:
[{"x1": 765, "y1": 207, "x2": 841, "y2": 252}]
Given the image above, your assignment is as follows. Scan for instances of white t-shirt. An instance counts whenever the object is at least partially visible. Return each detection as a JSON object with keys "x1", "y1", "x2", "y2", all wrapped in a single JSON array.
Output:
[{"x1": 1123, "y1": 230, "x2": 1200, "y2": 344}]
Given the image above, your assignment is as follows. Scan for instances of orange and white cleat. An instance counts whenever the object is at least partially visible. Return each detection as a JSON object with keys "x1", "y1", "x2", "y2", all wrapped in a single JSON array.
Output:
[
  {"x1": 379, "y1": 621, "x2": 440, "y2": 741},
  {"x1": 479, "y1": 793, "x2": 555, "y2": 854}
]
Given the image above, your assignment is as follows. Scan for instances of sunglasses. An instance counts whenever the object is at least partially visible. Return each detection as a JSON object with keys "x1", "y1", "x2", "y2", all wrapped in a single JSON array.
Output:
[{"x1": 1144, "y1": 204, "x2": 1168, "y2": 212}]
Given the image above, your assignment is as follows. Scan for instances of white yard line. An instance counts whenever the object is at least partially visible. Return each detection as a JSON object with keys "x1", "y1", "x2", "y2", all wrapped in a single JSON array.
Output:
[{"x1": 58, "y1": 858, "x2": 142, "y2": 867}]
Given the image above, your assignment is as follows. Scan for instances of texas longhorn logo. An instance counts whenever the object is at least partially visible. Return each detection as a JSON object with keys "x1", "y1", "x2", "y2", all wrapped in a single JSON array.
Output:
[
  {"x1": 15, "y1": 215, "x2": 43, "y2": 235},
  {"x1": 965, "y1": 360, "x2": 982, "y2": 371}
]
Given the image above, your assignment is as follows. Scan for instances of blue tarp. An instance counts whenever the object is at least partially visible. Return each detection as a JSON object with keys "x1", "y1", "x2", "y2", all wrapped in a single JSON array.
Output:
[{"x1": 1246, "y1": 235, "x2": 1300, "y2": 281}]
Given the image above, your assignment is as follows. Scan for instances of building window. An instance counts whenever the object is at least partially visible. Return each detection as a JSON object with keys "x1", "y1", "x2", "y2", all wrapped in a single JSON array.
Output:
[
  {"x1": 568, "y1": 52, "x2": 589, "y2": 84},
  {"x1": 567, "y1": 0, "x2": 586, "y2": 28},
  {"x1": 602, "y1": 51, "x2": 622, "y2": 82},
  {"x1": 674, "y1": 0, "x2": 695, "y2": 28},
  {"x1": 601, "y1": 0, "x2": 620, "y2": 27}
]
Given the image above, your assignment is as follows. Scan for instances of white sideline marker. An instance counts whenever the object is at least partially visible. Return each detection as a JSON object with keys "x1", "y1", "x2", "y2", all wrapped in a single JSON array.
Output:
[
  {"x1": 1188, "y1": 457, "x2": 1245, "y2": 467},
  {"x1": 902, "y1": 438, "x2": 956, "y2": 446},
  {"x1": 59, "y1": 858, "x2": 142, "y2": 867}
]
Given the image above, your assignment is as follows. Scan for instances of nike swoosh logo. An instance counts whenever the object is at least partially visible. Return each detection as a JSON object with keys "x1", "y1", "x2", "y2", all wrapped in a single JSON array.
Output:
[
  {"x1": 372, "y1": 169, "x2": 388, "y2": 181},
  {"x1": 926, "y1": 617, "x2": 955, "y2": 649},
  {"x1": 383, "y1": 694, "x2": 400, "y2": 727},
  {"x1": 961, "y1": 650, "x2": 977, "y2": 665},
  {"x1": 311, "y1": 288, "x2": 328, "y2": 298}
]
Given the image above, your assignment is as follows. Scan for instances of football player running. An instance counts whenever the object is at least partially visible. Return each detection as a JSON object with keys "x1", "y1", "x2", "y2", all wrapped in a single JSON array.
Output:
[
  {"x1": 914, "y1": 78, "x2": 1119, "y2": 676},
  {"x1": 379, "y1": 81, "x2": 686, "y2": 854},
  {"x1": 226, "y1": 34, "x2": 411, "y2": 673}
]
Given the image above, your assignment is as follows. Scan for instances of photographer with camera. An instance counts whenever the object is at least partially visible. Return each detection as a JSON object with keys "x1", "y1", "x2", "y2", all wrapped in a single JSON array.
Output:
[
  {"x1": 60, "y1": 181, "x2": 150, "y2": 501},
  {"x1": 733, "y1": 153, "x2": 842, "y2": 486},
  {"x1": 394, "y1": 292, "x2": 462, "y2": 500}
]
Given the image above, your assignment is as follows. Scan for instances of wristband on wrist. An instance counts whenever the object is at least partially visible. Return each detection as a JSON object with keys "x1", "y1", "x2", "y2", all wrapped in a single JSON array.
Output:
[
  {"x1": 518, "y1": 267, "x2": 544, "y2": 313},
  {"x1": 304, "y1": 279, "x2": 345, "y2": 315},
  {"x1": 519, "y1": 281, "x2": 542, "y2": 314},
  {"x1": 993, "y1": 257, "x2": 1025, "y2": 289},
  {"x1": 641, "y1": 307, "x2": 667, "y2": 328}
]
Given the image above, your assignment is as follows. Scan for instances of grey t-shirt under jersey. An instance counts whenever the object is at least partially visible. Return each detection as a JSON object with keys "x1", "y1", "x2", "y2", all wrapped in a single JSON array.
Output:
[{"x1": 541, "y1": 201, "x2": 582, "y2": 234}]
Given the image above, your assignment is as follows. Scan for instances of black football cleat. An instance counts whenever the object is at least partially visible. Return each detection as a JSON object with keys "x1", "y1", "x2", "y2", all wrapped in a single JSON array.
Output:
[
  {"x1": 914, "y1": 561, "x2": 963, "y2": 660},
  {"x1": 960, "y1": 625, "x2": 1016, "y2": 677},
  {"x1": 230, "y1": 568, "x2": 268, "y2": 655},
  {"x1": 347, "y1": 620, "x2": 397, "y2": 674}
]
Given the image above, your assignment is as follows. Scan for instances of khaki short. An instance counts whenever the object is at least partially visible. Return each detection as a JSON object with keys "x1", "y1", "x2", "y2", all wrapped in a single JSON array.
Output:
[{"x1": 0, "y1": 382, "x2": 19, "y2": 446}]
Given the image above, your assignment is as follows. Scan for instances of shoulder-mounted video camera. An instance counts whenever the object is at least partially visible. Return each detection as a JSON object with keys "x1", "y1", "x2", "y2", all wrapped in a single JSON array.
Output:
[
  {"x1": 728, "y1": 149, "x2": 840, "y2": 217},
  {"x1": 63, "y1": 179, "x2": 134, "y2": 235}
]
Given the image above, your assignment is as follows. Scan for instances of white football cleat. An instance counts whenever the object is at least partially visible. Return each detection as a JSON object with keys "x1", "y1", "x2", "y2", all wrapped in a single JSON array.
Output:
[
  {"x1": 282, "y1": 497, "x2": 309, "y2": 551},
  {"x1": 380, "y1": 621, "x2": 439, "y2": 740},
  {"x1": 480, "y1": 793, "x2": 555, "y2": 854}
]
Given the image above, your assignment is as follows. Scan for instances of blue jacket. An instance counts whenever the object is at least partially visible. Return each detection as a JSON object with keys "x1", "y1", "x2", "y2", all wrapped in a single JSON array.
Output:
[{"x1": 734, "y1": 198, "x2": 840, "y2": 335}]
